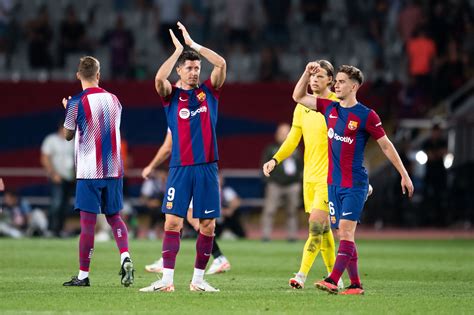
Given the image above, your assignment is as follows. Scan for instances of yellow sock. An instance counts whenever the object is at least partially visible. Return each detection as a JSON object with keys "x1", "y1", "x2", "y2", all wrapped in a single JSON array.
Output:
[
  {"x1": 298, "y1": 230, "x2": 323, "y2": 276},
  {"x1": 320, "y1": 228, "x2": 336, "y2": 274}
]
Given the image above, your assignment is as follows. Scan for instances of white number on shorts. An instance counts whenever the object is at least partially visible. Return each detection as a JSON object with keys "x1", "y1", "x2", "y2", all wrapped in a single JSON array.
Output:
[
  {"x1": 167, "y1": 187, "x2": 175, "y2": 201},
  {"x1": 329, "y1": 201, "x2": 335, "y2": 216}
]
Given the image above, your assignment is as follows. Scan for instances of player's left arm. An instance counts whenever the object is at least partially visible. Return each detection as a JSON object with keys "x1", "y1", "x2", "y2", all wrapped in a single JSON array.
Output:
[
  {"x1": 178, "y1": 21, "x2": 226, "y2": 89},
  {"x1": 377, "y1": 136, "x2": 414, "y2": 197},
  {"x1": 366, "y1": 110, "x2": 413, "y2": 197}
]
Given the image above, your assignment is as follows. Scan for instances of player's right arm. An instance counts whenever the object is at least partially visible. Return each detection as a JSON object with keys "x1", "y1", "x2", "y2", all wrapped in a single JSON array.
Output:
[
  {"x1": 62, "y1": 96, "x2": 76, "y2": 141},
  {"x1": 142, "y1": 131, "x2": 172, "y2": 179},
  {"x1": 155, "y1": 30, "x2": 184, "y2": 97},
  {"x1": 292, "y1": 62, "x2": 320, "y2": 110}
]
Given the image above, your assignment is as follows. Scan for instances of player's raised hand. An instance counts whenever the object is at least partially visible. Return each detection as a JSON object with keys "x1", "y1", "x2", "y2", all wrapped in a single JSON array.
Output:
[
  {"x1": 401, "y1": 175, "x2": 414, "y2": 198},
  {"x1": 177, "y1": 21, "x2": 193, "y2": 46},
  {"x1": 305, "y1": 62, "x2": 320, "y2": 75},
  {"x1": 62, "y1": 96, "x2": 71, "y2": 108},
  {"x1": 169, "y1": 29, "x2": 183, "y2": 52},
  {"x1": 262, "y1": 159, "x2": 277, "y2": 177}
]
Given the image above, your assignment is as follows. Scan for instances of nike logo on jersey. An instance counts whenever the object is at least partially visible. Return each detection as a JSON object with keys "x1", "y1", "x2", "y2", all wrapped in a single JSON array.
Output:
[
  {"x1": 342, "y1": 211, "x2": 353, "y2": 216},
  {"x1": 204, "y1": 253, "x2": 211, "y2": 256},
  {"x1": 329, "y1": 114, "x2": 338, "y2": 119},
  {"x1": 204, "y1": 209, "x2": 215, "y2": 214},
  {"x1": 179, "y1": 97, "x2": 188, "y2": 102},
  {"x1": 161, "y1": 250, "x2": 170, "y2": 254},
  {"x1": 305, "y1": 109, "x2": 310, "y2": 113},
  {"x1": 375, "y1": 122, "x2": 382, "y2": 127}
]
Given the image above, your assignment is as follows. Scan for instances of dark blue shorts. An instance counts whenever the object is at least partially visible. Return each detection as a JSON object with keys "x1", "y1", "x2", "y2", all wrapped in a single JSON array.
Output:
[
  {"x1": 75, "y1": 178, "x2": 123, "y2": 215},
  {"x1": 162, "y1": 162, "x2": 220, "y2": 219},
  {"x1": 328, "y1": 184, "x2": 368, "y2": 229}
]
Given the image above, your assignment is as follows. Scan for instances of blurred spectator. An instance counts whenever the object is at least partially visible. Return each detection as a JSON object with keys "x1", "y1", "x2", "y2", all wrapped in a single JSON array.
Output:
[
  {"x1": 406, "y1": 27, "x2": 436, "y2": 100},
  {"x1": 258, "y1": 46, "x2": 284, "y2": 82},
  {"x1": 58, "y1": 5, "x2": 87, "y2": 67},
  {"x1": 223, "y1": 0, "x2": 257, "y2": 49},
  {"x1": 262, "y1": 0, "x2": 291, "y2": 46},
  {"x1": 102, "y1": 15, "x2": 135, "y2": 79},
  {"x1": 261, "y1": 123, "x2": 303, "y2": 241},
  {"x1": 40, "y1": 124, "x2": 75, "y2": 237},
  {"x1": 215, "y1": 173, "x2": 245, "y2": 239},
  {"x1": 181, "y1": 0, "x2": 205, "y2": 45},
  {"x1": 138, "y1": 168, "x2": 167, "y2": 239},
  {"x1": 25, "y1": 5, "x2": 53, "y2": 70},
  {"x1": 0, "y1": 190, "x2": 48, "y2": 237},
  {"x1": 422, "y1": 124, "x2": 448, "y2": 226},
  {"x1": 397, "y1": 0, "x2": 423, "y2": 43},
  {"x1": 434, "y1": 38, "x2": 466, "y2": 102},
  {"x1": 0, "y1": 0, "x2": 18, "y2": 69},
  {"x1": 153, "y1": 0, "x2": 183, "y2": 51},
  {"x1": 428, "y1": 1, "x2": 449, "y2": 55}
]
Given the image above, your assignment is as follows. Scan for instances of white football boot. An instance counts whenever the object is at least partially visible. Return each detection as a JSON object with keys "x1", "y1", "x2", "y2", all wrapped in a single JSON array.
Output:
[
  {"x1": 189, "y1": 280, "x2": 220, "y2": 292},
  {"x1": 289, "y1": 272, "x2": 306, "y2": 289},
  {"x1": 206, "y1": 256, "x2": 231, "y2": 275},
  {"x1": 145, "y1": 257, "x2": 163, "y2": 273},
  {"x1": 139, "y1": 278, "x2": 174, "y2": 292}
]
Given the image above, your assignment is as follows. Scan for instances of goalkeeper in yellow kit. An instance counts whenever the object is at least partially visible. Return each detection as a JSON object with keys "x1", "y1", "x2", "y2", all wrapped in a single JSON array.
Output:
[{"x1": 263, "y1": 60, "x2": 343, "y2": 289}]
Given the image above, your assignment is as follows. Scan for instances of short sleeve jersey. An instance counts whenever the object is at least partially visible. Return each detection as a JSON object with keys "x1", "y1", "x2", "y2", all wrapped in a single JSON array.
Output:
[
  {"x1": 64, "y1": 87, "x2": 123, "y2": 179},
  {"x1": 316, "y1": 98, "x2": 385, "y2": 188},
  {"x1": 161, "y1": 79, "x2": 220, "y2": 167}
]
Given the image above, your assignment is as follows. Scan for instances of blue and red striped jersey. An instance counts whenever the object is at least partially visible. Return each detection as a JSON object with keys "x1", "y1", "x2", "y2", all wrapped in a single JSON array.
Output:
[
  {"x1": 161, "y1": 79, "x2": 220, "y2": 167},
  {"x1": 316, "y1": 98, "x2": 385, "y2": 188},
  {"x1": 64, "y1": 87, "x2": 123, "y2": 179}
]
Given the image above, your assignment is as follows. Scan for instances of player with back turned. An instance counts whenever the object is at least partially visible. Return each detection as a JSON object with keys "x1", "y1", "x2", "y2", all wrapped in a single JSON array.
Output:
[
  {"x1": 293, "y1": 62, "x2": 414, "y2": 295},
  {"x1": 139, "y1": 22, "x2": 226, "y2": 293},
  {"x1": 62, "y1": 56, "x2": 134, "y2": 287}
]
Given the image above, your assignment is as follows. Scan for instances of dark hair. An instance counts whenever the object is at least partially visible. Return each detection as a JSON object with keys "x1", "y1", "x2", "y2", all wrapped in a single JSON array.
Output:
[
  {"x1": 176, "y1": 50, "x2": 201, "y2": 67},
  {"x1": 78, "y1": 56, "x2": 100, "y2": 80},
  {"x1": 317, "y1": 59, "x2": 335, "y2": 86},
  {"x1": 338, "y1": 65, "x2": 364, "y2": 85}
]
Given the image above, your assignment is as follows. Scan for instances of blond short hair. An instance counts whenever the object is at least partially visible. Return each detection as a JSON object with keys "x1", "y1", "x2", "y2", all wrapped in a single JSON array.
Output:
[{"x1": 78, "y1": 56, "x2": 100, "y2": 80}]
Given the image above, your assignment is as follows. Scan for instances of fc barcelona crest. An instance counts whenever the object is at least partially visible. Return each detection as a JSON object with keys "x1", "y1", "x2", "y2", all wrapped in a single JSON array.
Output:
[
  {"x1": 166, "y1": 202, "x2": 173, "y2": 209},
  {"x1": 348, "y1": 120, "x2": 358, "y2": 131},
  {"x1": 197, "y1": 91, "x2": 206, "y2": 102}
]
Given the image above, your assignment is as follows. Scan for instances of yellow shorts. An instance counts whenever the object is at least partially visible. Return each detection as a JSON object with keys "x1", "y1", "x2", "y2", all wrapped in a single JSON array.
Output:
[{"x1": 303, "y1": 181, "x2": 329, "y2": 213}]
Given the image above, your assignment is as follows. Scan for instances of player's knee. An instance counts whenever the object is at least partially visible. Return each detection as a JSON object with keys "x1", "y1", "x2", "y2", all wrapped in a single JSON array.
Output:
[
  {"x1": 199, "y1": 219, "x2": 215, "y2": 236},
  {"x1": 165, "y1": 220, "x2": 183, "y2": 232},
  {"x1": 338, "y1": 229, "x2": 354, "y2": 241},
  {"x1": 309, "y1": 221, "x2": 325, "y2": 236}
]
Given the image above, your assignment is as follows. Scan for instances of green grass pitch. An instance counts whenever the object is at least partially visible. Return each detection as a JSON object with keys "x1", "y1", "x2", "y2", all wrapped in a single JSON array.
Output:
[{"x1": 0, "y1": 238, "x2": 473, "y2": 314}]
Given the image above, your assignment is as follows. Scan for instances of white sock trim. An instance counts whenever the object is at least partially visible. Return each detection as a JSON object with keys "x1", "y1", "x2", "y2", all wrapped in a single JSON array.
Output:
[
  {"x1": 162, "y1": 268, "x2": 174, "y2": 285},
  {"x1": 78, "y1": 270, "x2": 89, "y2": 280},
  {"x1": 120, "y1": 252, "x2": 130, "y2": 265},
  {"x1": 192, "y1": 268, "x2": 205, "y2": 285}
]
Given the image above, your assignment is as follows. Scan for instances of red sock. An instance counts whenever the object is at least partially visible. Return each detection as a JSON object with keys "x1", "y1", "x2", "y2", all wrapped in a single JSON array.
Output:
[
  {"x1": 195, "y1": 233, "x2": 214, "y2": 270},
  {"x1": 106, "y1": 213, "x2": 129, "y2": 254},
  {"x1": 162, "y1": 231, "x2": 180, "y2": 269},
  {"x1": 79, "y1": 211, "x2": 97, "y2": 271},
  {"x1": 329, "y1": 240, "x2": 355, "y2": 283},
  {"x1": 347, "y1": 246, "x2": 361, "y2": 286}
]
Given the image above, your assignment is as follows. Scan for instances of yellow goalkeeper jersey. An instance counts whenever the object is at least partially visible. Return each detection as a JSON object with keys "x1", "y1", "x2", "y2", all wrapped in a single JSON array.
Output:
[{"x1": 273, "y1": 92, "x2": 339, "y2": 183}]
